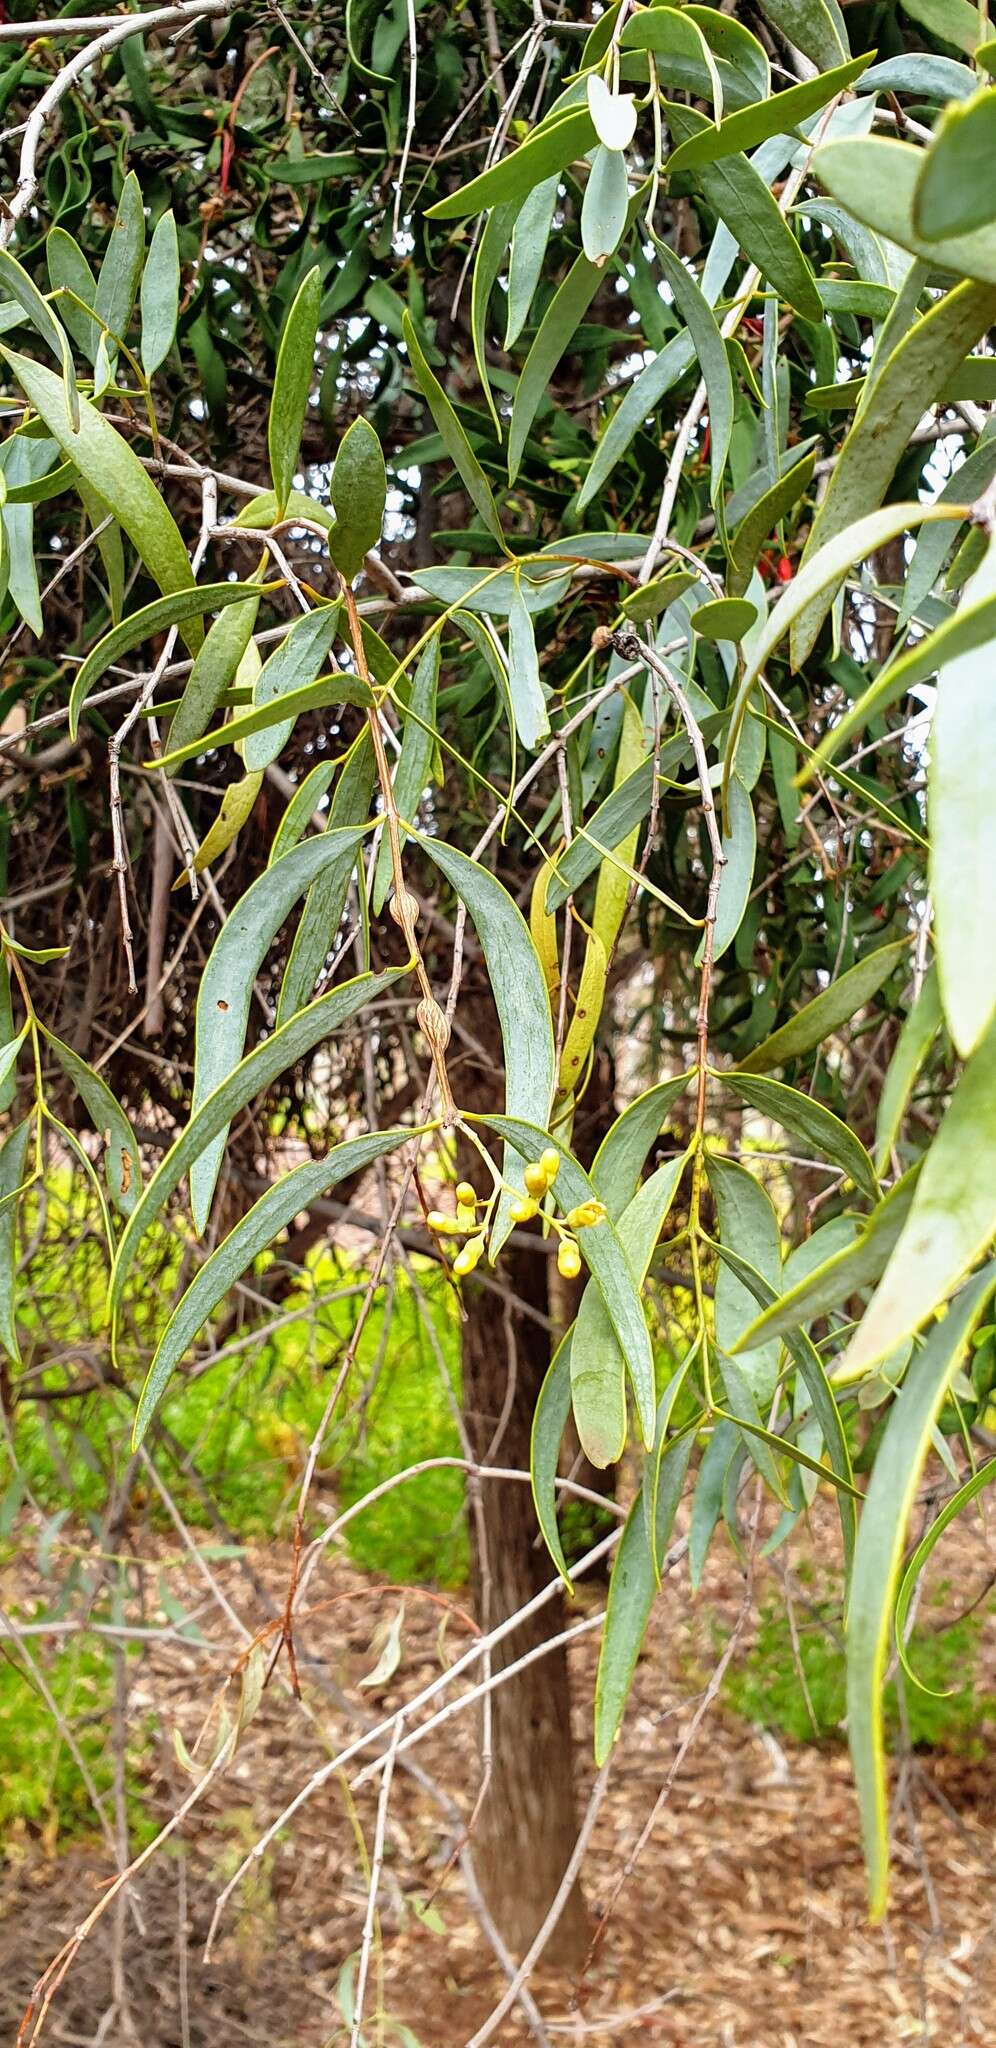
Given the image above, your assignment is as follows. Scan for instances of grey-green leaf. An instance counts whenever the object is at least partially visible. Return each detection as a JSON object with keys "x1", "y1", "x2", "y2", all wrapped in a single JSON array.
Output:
[
  {"x1": 0, "y1": 1119, "x2": 31, "y2": 1364},
  {"x1": 505, "y1": 177, "x2": 559, "y2": 348},
  {"x1": 93, "y1": 171, "x2": 145, "y2": 377},
  {"x1": 166, "y1": 584, "x2": 265, "y2": 763},
  {"x1": 581, "y1": 146, "x2": 629, "y2": 267},
  {"x1": 134, "y1": 1130, "x2": 407, "y2": 1446},
  {"x1": 140, "y1": 210, "x2": 180, "y2": 377},
  {"x1": 874, "y1": 967, "x2": 942, "y2": 1174},
  {"x1": 726, "y1": 1072, "x2": 879, "y2": 1203},
  {"x1": 591, "y1": 1073, "x2": 693, "y2": 1219},
  {"x1": 571, "y1": 1156, "x2": 687, "y2": 1467},
  {"x1": 707, "y1": 1153, "x2": 782, "y2": 1403},
  {"x1": 594, "y1": 1435, "x2": 693, "y2": 1764},
  {"x1": 243, "y1": 606, "x2": 340, "y2": 773},
  {"x1": 329, "y1": 418, "x2": 387, "y2": 583},
  {"x1": 109, "y1": 968, "x2": 405, "y2": 1322},
  {"x1": 269, "y1": 265, "x2": 320, "y2": 514},
  {"x1": 838, "y1": 1017, "x2": 996, "y2": 1380},
  {"x1": 278, "y1": 733, "x2": 376, "y2": 1023},
  {"x1": 426, "y1": 108, "x2": 597, "y2": 221},
  {"x1": 929, "y1": 538, "x2": 996, "y2": 1058},
  {"x1": 530, "y1": 1332, "x2": 575, "y2": 1588},
  {"x1": 373, "y1": 636, "x2": 440, "y2": 913},
  {"x1": 655, "y1": 238, "x2": 733, "y2": 506},
  {"x1": 506, "y1": 584, "x2": 550, "y2": 752},
  {"x1": 68, "y1": 584, "x2": 261, "y2": 742},
  {"x1": 757, "y1": 0, "x2": 847, "y2": 69},
  {"x1": 735, "y1": 1166, "x2": 921, "y2": 1353},
  {"x1": 188, "y1": 827, "x2": 373, "y2": 1233},
  {"x1": 44, "y1": 1033, "x2": 140, "y2": 1217},
  {"x1": 403, "y1": 312, "x2": 503, "y2": 545},
  {"x1": 736, "y1": 940, "x2": 909, "y2": 1075},
  {"x1": 846, "y1": 1266, "x2": 995, "y2": 1920}
]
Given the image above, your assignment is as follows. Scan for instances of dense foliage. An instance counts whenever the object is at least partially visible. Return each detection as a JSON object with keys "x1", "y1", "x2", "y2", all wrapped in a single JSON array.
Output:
[{"x1": 3, "y1": 0, "x2": 996, "y2": 2014}]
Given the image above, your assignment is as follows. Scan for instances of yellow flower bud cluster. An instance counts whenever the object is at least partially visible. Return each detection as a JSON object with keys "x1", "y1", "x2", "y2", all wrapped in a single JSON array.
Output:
[
  {"x1": 427, "y1": 1177, "x2": 488, "y2": 1280},
  {"x1": 523, "y1": 1148, "x2": 562, "y2": 1199}
]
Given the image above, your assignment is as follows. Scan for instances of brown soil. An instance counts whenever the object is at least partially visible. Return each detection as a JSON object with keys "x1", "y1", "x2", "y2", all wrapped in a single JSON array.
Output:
[{"x1": 3, "y1": 1507, "x2": 996, "y2": 2048}]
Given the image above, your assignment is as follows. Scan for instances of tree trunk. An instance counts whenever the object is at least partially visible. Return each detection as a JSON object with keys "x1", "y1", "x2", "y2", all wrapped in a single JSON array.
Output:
[{"x1": 459, "y1": 1231, "x2": 589, "y2": 1965}]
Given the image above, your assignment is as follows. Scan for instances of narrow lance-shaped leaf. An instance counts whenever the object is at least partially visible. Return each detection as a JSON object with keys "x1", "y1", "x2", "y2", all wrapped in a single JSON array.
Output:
[
  {"x1": 140, "y1": 210, "x2": 180, "y2": 377},
  {"x1": 328, "y1": 418, "x2": 386, "y2": 583},
  {"x1": 505, "y1": 177, "x2": 559, "y2": 349},
  {"x1": 757, "y1": 0, "x2": 847, "y2": 68},
  {"x1": 571, "y1": 1155, "x2": 688, "y2": 1468},
  {"x1": 699, "y1": 773, "x2": 754, "y2": 965},
  {"x1": 706, "y1": 1153, "x2": 782, "y2": 1404},
  {"x1": 506, "y1": 582, "x2": 550, "y2": 752},
  {"x1": 471, "y1": 200, "x2": 520, "y2": 436},
  {"x1": 874, "y1": 966, "x2": 942, "y2": 1174},
  {"x1": 67, "y1": 584, "x2": 265, "y2": 743},
  {"x1": 837, "y1": 1016, "x2": 996, "y2": 1382},
  {"x1": 277, "y1": 732, "x2": 377, "y2": 1024},
  {"x1": 47, "y1": 226, "x2": 99, "y2": 363},
  {"x1": 403, "y1": 311, "x2": 503, "y2": 546},
  {"x1": 419, "y1": 841, "x2": 555, "y2": 1258},
  {"x1": 479, "y1": 1113, "x2": 657, "y2": 1448},
  {"x1": 530, "y1": 1333, "x2": 576, "y2": 1588},
  {"x1": 736, "y1": 940, "x2": 909, "y2": 1075},
  {"x1": 507, "y1": 250, "x2": 604, "y2": 485},
  {"x1": 155, "y1": 669, "x2": 373, "y2": 772},
  {"x1": 0, "y1": 1119, "x2": 32, "y2": 1364},
  {"x1": 846, "y1": 1266, "x2": 996, "y2": 1920},
  {"x1": 0, "y1": 247, "x2": 78, "y2": 425},
  {"x1": 243, "y1": 605, "x2": 340, "y2": 773},
  {"x1": 166, "y1": 577, "x2": 266, "y2": 763},
  {"x1": 269, "y1": 265, "x2": 320, "y2": 515},
  {"x1": 726, "y1": 1071, "x2": 879, "y2": 1203},
  {"x1": 189, "y1": 772, "x2": 263, "y2": 876},
  {"x1": 43, "y1": 1031, "x2": 140, "y2": 1216},
  {"x1": 594, "y1": 1435, "x2": 693, "y2": 1764},
  {"x1": 790, "y1": 275, "x2": 996, "y2": 665},
  {"x1": 666, "y1": 53, "x2": 873, "y2": 178},
  {"x1": 426, "y1": 108, "x2": 597, "y2": 220},
  {"x1": 591, "y1": 693, "x2": 646, "y2": 957},
  {"x1": 2, "y1": 348, "x2": 200, "y2": 652},
  {"x1": 664, "y1": 104, "x2": 823, "y2": 323},
  {"x1": 894, "y1": 1456, "x2": 996, "y2": 1690},
  {"x1": 654, "y1": 238, "x2": 733, "y2": 507},
  {"x1": 188, "y1": 827, "x2": 374, "y2": 1234},
  {"x1": 0, "y1": 958, "x2": 16, "y2": 1116},
  {"x1": 590, "y1": 1073, "x2": 693, "y2": 1219},
  {"x1": 728, "y1": 449, "x2": 816, "y2": 598},
  {"x1": 134, "y1": 1130, "x2": 408, "y2": 1446},
  {"x1": 736, "y1": 1166, "x2": 921, "y2": 1354},
  {"x1": 929, "y1": 537, "x2": 996, "y2": 1058},
  {"x1": 108, "y1": 968, "x2": 406, "y2": 1323},
  {"x1": 93, "y1": 171, "x2": 145, "y2": 384},
  {"x1": 373, "y1": 635, "x2": 441, "y2": 914}
]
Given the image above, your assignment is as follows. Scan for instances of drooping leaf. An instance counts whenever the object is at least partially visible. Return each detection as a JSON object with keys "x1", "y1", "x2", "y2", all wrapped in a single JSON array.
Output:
[
  {"x1": 2, "y1": 348, "x2": 200, "y2": 651},
  {"x1": 134, "y1": 1130, "x2": 408, "y2": 1446},
  {"x1": 736, "y1": 941, "x2": 909, "y2": 1075},
  {"x1": 581, "y1": 146, "x2": 630, "y2": 267},
  {"x1": 0, "y1": 248, "x2": 78, "y2": 422},
  {"x1": 700, "y1": 773, "x2": 754, "y2": 965},
  {"x1": 140, "y1": 210, "x2": 180, "y2": 377},
  {"x1": 894, "y1": 1455, "x2": 996, "y2": 1691},
  {"x1": 189, "y1": 773, "x2": 263, "y2": 875},
  {"x1": 590, "y1": 1073, "x2": 693, "y2": 1219},
  {"x1": 166, "y1": 580, "x2": 266, "y2": 763},
  {"x1": 591, "y1": 693, "x2": 646, "y2": 957},
  {"x1": 664, "y1": 105, "x2": 823, "y2": 322},
  {"x1": 690, "y1": 1419, "x2": 740, "y2": 1590},
  {"x1": 505, "y1": 177, "x2": 559, "y2": 349},
  {"x1": 666, "y1": 54, "x2": 873, "y2": 178},
  {"x1": 373, "y1": 635, "x2": 441, "y2": 913},
  {"x1": 480, "y1": 1112, "x2": 657, "y2": 1448},
  {"x1": 43, "y1": 1032, "x2": 140, "y2": 1217},
  {"x1": 530, "y1": 1333, "x2": 575, "y2": 1588},
  {"x1": 654, "y1": 240, "x2": 733, "y2": 506},
  {"x1": 706, "y1": 1153, "x2": 782, "y2": 1404},
  {"x1": 736, "y1": 1167, "x2": 921, "y2": 1353},
  {"x1": 420, "y1": 844, "x2": 555, "y2": 1256},
  {"x1": 242, "y1": 605, "x2": 340, "y2": 773},
  {"x1": 277, "y1": 733, "x2": 376, "y2": 1024},
  {"x1": 188, "y1": 828, "x2": 373, "y2": 1233},
  {"x1": 426, "y1": 108, "x2": 597, "y2": 220},
  {"x1": 328, "y1": 417, "x2": 386, "y2": 583},
  {"x1": 403, "y1": 311, "x2": 504, "y2": 544},
  {"x1": 874, "y1": 967, "x2": 943, "y2": 1174},
  {"x1": 900, "y1": 0, "x2": 981, "y2": 56},
  {"x1": 757, "y1": 0, "x2": 847, "y2": 69},
  {"x1": 109, "y1": 968, "x2": 405, "y2": 1321},
  {"x1": 571, "y1": 1155, "x2": 688, "y2": 1467},
  {"x1": 726, "y1": 1072, "x2": 879, "y2": 1202},
  {"x1": 67, "y1": 584, "x2": 264, "y2": 744},
  {"x1": 268, "y1": 265, "x2": 320, "y2": 515},
  {"x1": 508, "y1": 252, "x2": 604, "y2": 484},
  {"x1": 846, "y1": 1266, "x2": 996, "y2": 1920},
  {"x1": 93, "y1": 171, "x2": 144, "y2": 380},
  {"x1": 47, "y1": 227, "x2": 98, "y2": 363},
  {"x1": 838, "y1": 1018, "x2": 996, "y2": 1380},
  {"x1": 594, "y1": 1435, "x2": 693, "y2": 1764},
  {"x1": 506, "y1": 582, "x2": 550, "y2": 752},
  {"x1": 0, "y1": 1119, "x2": 31, "y2": 1364},
  {"x1": 545, "y1": 717, "x2": 725, "y2": 910},
  {"x1": 929, "y1": 539, "x2": 996, "y2": 1058},
  {"x1": 790, "y1": 277, "x2": 996, "y2": 665}
]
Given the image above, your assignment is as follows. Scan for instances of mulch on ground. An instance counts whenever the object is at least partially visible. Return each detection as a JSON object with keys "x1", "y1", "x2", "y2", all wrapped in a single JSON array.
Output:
[{"x1": 2, "y1": 1500, "x2": 995, "y2": 2047}]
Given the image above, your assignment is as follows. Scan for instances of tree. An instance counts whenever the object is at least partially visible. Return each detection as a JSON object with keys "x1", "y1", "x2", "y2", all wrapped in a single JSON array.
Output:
[{"x1": 2, "y1": 0, "x2": 996, "y2": 2035}]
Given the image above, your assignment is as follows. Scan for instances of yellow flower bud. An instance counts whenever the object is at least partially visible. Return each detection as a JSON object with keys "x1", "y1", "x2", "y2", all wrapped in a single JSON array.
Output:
[
  {"x1": 509, "y1": 1196, "x2": 539, "y2": 1224},
  {"x1": 427, "y1": 1209, "x2": 454, "y2": 1234},
  {"x1": 557, "y1": 1237, "x2": 581, "y2": 1280},
  {"x1": 455, "y1": 1181, "x2": 478, "y2": 1208},
  {"x1": 453, "y1": 1235, "x2": 485, "y2": 1278},
  {"x1": 540, "y1": 1147, "x2": 561, "y2": 1182},
  {"x1": 456, "y1": 1202, "x2": 477, "y2": 1232},
  {"x1": 523, "y1": 1162, "x2": 549, "y2": 1197},
  {"x1": 567, "y1": 1200, "x2": 607, "y2": 1230}
]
